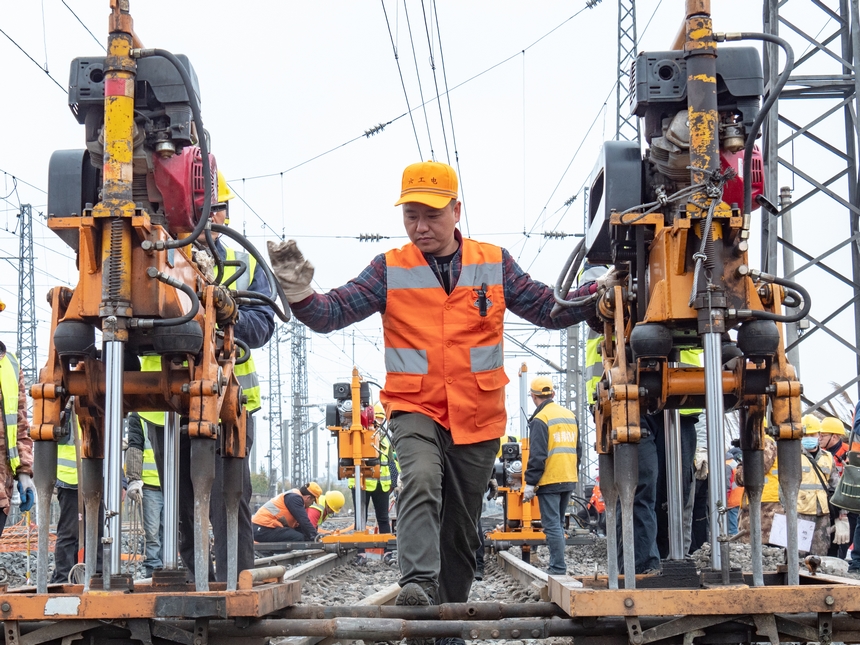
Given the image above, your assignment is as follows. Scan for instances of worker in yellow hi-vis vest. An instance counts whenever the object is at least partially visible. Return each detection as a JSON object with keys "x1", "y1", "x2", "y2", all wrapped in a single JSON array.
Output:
[
  {"x1": 138, "y1": 172, "x2": 273, "y2": 581},
  {"x1": 0, "y1": 297, "x2": 34, "y2": 538},
  {"x1": 125, "y1": 412, "x2": 163, "y2": 577}
]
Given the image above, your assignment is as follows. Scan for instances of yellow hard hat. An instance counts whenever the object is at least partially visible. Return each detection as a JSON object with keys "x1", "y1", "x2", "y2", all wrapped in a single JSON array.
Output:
[
  {"x1": 217, "y1": 170, "x2": 235, "y2": 204},
  {"x1": 530, "y1": 376, "x2": 554, "y2": 396},
  {"x1": 325, "y1": 489, "x2": 345, "y2": 513},
  {"x1": 374, "y1": 403, "x2": 386, "y2": 421},
  {"x1": 305, "y1": 482, "x2": 323, "y2": 499},
  {"x1": 802, "y1": 414, "x2": 821, "y2": 435},
  {"x1": 0, "y1": 298, "x2": 5, "y2": 313},
  {"x1": 820, "y1": 416, "x2": 846, "y2": 436}
]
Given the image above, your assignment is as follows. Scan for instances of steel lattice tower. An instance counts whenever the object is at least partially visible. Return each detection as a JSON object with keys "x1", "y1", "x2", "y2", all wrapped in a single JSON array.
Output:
[
  {"x1": 266, "y1": 324, "x2": 284, "y2": 496},
  {"x1": 16, "y1": 205, "x2": 36, "y2": 387},
  {"x1": 616, "y1": 0, "x2": 640, "y2": 144},
  {"x1": 760, "y1": 0, "x2": 860, "y2": 410},
  {"x1": 290, "y1": 318, "x2": 311, "y2": 486}
]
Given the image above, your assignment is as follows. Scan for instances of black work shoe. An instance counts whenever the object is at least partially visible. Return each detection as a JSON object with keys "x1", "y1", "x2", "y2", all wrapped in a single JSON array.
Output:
[
  {"x1": 435, "y1": 638, "x2": 466, "y2": 645},
  {"x1": 396, "y1": 582, "x2": 431, "y2": 606},
  {"x1": 396, "y1": 583, "x2": 434, "y2": 645},
  {"x1": 474, "y1": 567, "x2": 484, "y2": 581}
]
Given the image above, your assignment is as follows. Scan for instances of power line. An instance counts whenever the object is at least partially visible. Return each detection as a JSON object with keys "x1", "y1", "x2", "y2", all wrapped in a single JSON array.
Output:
[
  {"x1": 420, "y1": 0, "x2": 450, "y2": 164},
  {"x1": 0, "y1": 25, "x2": 67, "y2": 93},
  {"x1": 62, "y1": 0, "x2": 107, "y2": 52},
  {"x1": 403, "y1": 0, "x2": 436, "y2": 160},
  {"x1": 380, "y1": 0, "x2": 423, "y2": 159}
]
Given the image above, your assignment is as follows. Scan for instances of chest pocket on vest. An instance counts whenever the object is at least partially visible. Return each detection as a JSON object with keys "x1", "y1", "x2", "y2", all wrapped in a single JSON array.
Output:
[{"x1": 473, "y1": 368, "x2": 509, "y2": 427}]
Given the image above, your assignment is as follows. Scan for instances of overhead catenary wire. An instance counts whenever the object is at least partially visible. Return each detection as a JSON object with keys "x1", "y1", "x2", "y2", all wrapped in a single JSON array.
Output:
[
  {"x1": 62, "y1": 0, "x2": 107, "y2": 52},
  {"x1": 420, "y1": 0, "x2": 450, "y2": 164},
  {"x1": 380, "y1": 0, "x2": 423, "y2": 159},
  {"x1": 0, "y1": 25, "x2": 67, "y2": 93},
  {"x1": 430, "y1": 0, "x2": 469, "y2": 238},
  {"x1": 402, "y1": 0, "x2": 436, "y2": 160}
]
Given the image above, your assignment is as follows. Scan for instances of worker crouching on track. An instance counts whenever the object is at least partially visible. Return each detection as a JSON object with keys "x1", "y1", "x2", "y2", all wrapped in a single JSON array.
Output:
[
  {"x1": 0, "y1": 298, "x2": 35, "y2": 536},
  {"x1": 252, "y1": 482, "x2": 322, "y2": 542},
  {"x1": 267, "y1": 160, "x2": 606, "y2": 639},
  {"x1": 523, "y1": 376, "x2": 578, "y2": 576},
  {"x1": 798, "y1": 416, "x2": 838, "y2": 556},
  {"x1": 308, "y1": 490, "x2": 346, "y2": 531}
]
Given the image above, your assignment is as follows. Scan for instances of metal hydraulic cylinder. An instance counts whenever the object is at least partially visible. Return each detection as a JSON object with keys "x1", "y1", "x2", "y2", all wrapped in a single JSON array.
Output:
[
  {"x1": 663, "y1": 409, "x2": 685, "y2": 560},
  {"x1": 162, "y1": 412, "x2": 180, "y2": 569},
  {"x1": 103, "y1": 339, "x2": 125, "y2": 584},
  {"x1": 354, "y1": 464, "x2": 364, "y2": 531},
  {"x1": 742, "y1": 447, "x2": 765, "y2": 586},
  {"x1": 703, "y1": 332, "x2": 729, "y2": 578}
]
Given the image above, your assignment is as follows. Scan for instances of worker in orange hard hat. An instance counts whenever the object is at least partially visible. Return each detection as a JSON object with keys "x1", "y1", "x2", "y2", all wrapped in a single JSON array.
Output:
[
  {"x1": 252, "y1": 482, "x2": 323, "y2": 542},
  {"x1": 0, "y1": 296, "x2": 35, "y2": 537},
  {"x1": 267, "y1": 160, "x2": 609, "y2": 626}
]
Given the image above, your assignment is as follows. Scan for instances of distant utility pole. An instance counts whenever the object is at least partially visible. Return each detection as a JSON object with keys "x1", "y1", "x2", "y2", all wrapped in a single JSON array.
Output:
[
  {"x1": 290, "y1": 318, "x2": 311, "y2": 486},
  {"x1": 17, "y1": 205, "x2": 37, "y2": 387},
  {"x1": 267, "y1": 324, "x2": 283, "y2": 496}
]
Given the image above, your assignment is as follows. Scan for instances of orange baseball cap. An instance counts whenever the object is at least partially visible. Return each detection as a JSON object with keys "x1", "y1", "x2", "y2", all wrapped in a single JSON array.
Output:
[{"x1": 394, "y1": 161, "x2": 459, "y2": 209}]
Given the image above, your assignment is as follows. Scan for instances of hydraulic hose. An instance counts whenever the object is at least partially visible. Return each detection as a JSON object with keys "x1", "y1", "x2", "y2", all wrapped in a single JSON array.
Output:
[
  {"x1": 714, "y1": 33, "x2": 795, "y2": 217},
  {"x1": 204, "y1": 229, "x2": 225, "y2": 283},
  {"x1": 553, "y1": 238, "x2": 598, "y2": 308},
  {"x1": 211, "y1": 223, "x2": 292, "y2": 322},
  {"x1": 132, "y1": 48, "x2": 213, "y2": 250},
  {"x1": 133, "y1": 268, "x2": 200, "y2": 328},
  {"x1": 234, "y1": 291, "x2": 291, "y2": 323},
  {"x1": 740, "y1": 271, "x2": 811, "y2": 323},
  {"x1": 234, "y1": 338, "x2": 251, "y2": 366}
]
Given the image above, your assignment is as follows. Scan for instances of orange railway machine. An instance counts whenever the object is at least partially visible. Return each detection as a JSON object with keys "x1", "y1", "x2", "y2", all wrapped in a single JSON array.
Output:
[
  {"x1": 321, "y1": 368, "x2": 396, "y2": 547},
  {"x1": 27, "y1": 0, "x2": 295, "y2": 633}
]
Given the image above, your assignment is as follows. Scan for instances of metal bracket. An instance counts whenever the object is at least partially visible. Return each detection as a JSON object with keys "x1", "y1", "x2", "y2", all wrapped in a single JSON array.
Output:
[
  {"x1": 193, "y1": 618, "x2": 209, "y2": 645},
  {"x1": 752, "y1": 613, "x2": 779, "y2": 645},
  {"x1": 127, "y1": 618, "x2": 154, "y2": 645},
  {"x1": 625, "y1": 615, "x2": 643, "y2": 645},
  {"x1": 818, "y1": 611, "x2": 833, "y2": 645},
  {"x1": 19, "y1": 620, "x2": 100, "y2": 645},
  {"x1": 4, "y1": 620, "x2": 19, "y2": 645}
]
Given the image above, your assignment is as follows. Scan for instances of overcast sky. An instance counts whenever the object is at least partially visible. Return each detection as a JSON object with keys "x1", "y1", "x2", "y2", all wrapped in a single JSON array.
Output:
[{"x1": 1, "y1": 1, "x2": 852, "y2": 482}]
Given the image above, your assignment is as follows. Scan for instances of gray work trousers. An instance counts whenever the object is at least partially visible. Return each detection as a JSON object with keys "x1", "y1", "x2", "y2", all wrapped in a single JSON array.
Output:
[{"x1": 389, "y1": 412, "x2": 498, "y2": 604}]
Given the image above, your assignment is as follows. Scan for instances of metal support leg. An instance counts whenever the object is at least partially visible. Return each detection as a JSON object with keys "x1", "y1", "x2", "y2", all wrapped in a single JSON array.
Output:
[
  {"x1": 80, "y1": 457, "x2": 103, "y2": 592},
  {"x1": 222, "y1": 456, "x2": 243, "y2": 591},
  {"x1": 599, "y1": 452, "x2": 619, "y2": 590},
  {"x1": 777, "y1": 439, "x2": 802, "y2": 585},
  {"x1": 664, "y1": 409, "x2": 685, "y2": 560},
  {"x1": 33, "y1": 441, "x2": 57, "y2": 593},
  {"x1": 190, "y1": 439, "x2": 216, "y2": 592},
  {"x1": 103, "y1": 340, "x2": 125, "y2": 585},
  {"x1": 162, "y1": 413, "x2": 180, "y2": 570},
  {"x1": 615, "y1": 442, "x2": 638, "y2": 588},
  {"x1": 743, "y1": 448, "x2": 765, "y2": 587}
]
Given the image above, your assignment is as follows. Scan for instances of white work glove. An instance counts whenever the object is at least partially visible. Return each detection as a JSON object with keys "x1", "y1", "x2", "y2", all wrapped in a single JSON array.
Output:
[
  {"x1": 16, "y1": 474, "x2": 35, "y2": 513},
  {"x1": 267, "y1": 240, "x2": 315, "y2": 303},
  {"x1": 694, "y1": 448, "x2": 709, "y2": 481},
  {"x1": 127, "y1": 479, "x2": 144, "y2": 505},
  {"x1": 522, "y1": 484, "x2": 536, "y2": 503},
  {"x1": 596, "y1": 267, "x2": 622, "y2": 292},
  {"x1": 834, "y1": 515, "x2": 851, "y2": 545}
]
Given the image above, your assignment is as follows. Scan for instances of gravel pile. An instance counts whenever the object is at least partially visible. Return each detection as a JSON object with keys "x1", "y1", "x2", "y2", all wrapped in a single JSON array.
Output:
[
  {"x1": 0, "y1": 552, "x2": 42, "y2": 587},
  {"x1": 690, "y1": 542, "x2": 785, "y2": 572}
]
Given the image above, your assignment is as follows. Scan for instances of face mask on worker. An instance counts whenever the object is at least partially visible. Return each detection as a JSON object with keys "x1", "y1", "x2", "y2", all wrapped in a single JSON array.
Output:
[{"x1": 801, "y1": 437, "x2": 819, "y2": 450}]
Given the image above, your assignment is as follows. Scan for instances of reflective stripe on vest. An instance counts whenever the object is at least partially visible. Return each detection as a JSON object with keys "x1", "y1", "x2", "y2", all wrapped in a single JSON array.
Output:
[
  {"x1": 0, "y1": 353, "x2": 20, "y2": 474},
  {"x1": 534, "y1": 401, "x2": 578, "y2": 487},
  {"x1": 142, "y1": 425, "x2": 161, "y2": 488},
  {"x1": 56, "y1": 419, "x2": 80, "y2": 486},
  {"x1": 798, "y1": 450, "x2": 832, "y2": 515},
  {"x1": 381, "y1": 238, "x2": 509, "y2": 444},
  {"x1": 224, "y1": 248, "x2": 261, "y2": 411},
  {"x1": 677, "y1": 349, "x2": 703, "y2": 415}
]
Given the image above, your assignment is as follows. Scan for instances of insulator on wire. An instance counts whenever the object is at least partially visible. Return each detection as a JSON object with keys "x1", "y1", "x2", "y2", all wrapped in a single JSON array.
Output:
[
  {"x1": 364, "y1": 123, "x2": 387, "y2": 138},
  {"x1": 358, "y1": 233, "x2": 385, "y2": 242},
  {"x1": 542, "y1": 231, "x2": 571, "y2": 239},
  {"x1": 585, "y1": 0, "x2": 602, "y2": 7},
  {"x1": 564, "y1": 194, "x2": 578, "y2": 207}
]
